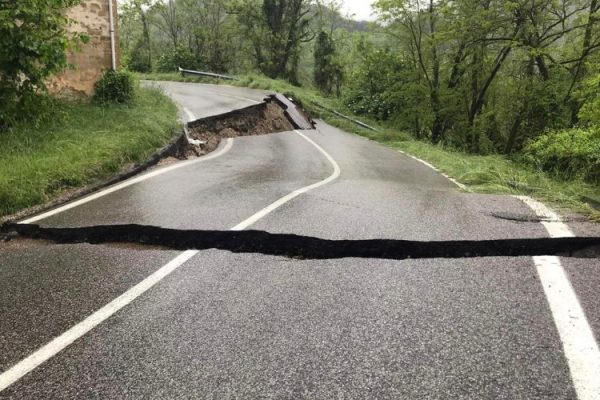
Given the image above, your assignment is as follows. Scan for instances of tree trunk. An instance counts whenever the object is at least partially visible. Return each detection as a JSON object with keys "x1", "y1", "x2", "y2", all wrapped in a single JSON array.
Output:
[{"x1": 504, "y1": 112, "x2": 523, "y2": 154}]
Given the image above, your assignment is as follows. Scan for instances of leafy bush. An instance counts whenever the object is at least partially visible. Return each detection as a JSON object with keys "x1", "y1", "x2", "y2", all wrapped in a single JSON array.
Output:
[
  {"x1": 155, "y1": 46, "x2": 203, "y2": 73},
  {"x1": 523, "y1": 126, "x2": 600, "y2": 183},
  {"x1": 93, "y1": 70, "x2": 136, "y2": 104},
  {"x1": 342, "y1": 45, "x2": 431, "y2": 137},
  {"x1": 578, "y1": 73, "x2": 600, "y2": 126},
  {"x1": 0, "y1": 0, "x2": 84, "y2": 130},
  {"x1": 127, "y1": 39, "x2": 152, "y2": 73}
]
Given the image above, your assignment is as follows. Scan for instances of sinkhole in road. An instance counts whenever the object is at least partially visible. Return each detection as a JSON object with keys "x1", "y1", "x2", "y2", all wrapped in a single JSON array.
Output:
[
  {"x1": 4, "y1": 223, "x2": 600, "y2": 260},
  {"x1": 175, "y1": 95, "x2": 315, "y2": 159}
]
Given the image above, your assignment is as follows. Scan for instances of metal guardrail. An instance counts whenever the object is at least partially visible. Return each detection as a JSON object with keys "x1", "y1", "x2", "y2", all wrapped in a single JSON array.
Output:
[
  {"x1": 311, "y1": 101, "x2": 379, "y2": 132},
  {"x1": 178, "y1": 67, "x2": 238, "y2": 81}
]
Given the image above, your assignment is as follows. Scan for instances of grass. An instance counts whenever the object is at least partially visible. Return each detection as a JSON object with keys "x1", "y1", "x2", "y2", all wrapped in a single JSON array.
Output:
[
  {"x1": 0, "y1": 86, "x2": 179, "y2": 219},
  {"x1": 137, "y1": 71, "x2": 600, "y2": 220}
]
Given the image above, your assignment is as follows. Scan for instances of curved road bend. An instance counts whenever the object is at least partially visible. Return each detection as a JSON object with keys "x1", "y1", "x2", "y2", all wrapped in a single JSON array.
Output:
[{"x1": 0, "y1": 81, "x2": 599, "y2": 399}]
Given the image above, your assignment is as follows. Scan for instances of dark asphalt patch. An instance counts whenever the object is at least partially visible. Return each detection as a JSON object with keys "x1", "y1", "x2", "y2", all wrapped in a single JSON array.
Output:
[
  {"x1": 5, "y1": 223, "x2": 600, "y2": 260},
  {"x1": 490, "y1": 211, "x2": 549, "y2": 222}
]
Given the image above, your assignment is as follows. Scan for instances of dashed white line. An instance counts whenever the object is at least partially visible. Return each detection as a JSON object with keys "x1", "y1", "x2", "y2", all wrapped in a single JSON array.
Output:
[
  {"x1": 0, "y1": 130, "x2": 341, "y2": 392},
  {"x1": 517, "y1": 195, "x2": 600, "y2": 400}
]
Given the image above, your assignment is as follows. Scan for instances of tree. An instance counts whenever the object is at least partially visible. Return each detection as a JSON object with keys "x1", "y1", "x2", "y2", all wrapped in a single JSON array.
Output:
[
  {"x1": 120, "y1": 0, "x2": 155, "y2": 72},
  {"x1": 155, "y1": 0, "x2": 182, "y2": 48},
  {"x1": 314, "y1": 31, "x2": 341, "y2": 94},
  {"x1": 0, "y1": 0, "x2": 85, "y2": 129},
  {"x1": 236, "y1": 0, "x2": 315, "y2": 83}
]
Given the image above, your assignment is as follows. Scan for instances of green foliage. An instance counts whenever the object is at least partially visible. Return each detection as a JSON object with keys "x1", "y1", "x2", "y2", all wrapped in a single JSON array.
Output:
[
  {"x1": 0, "y1": 87, "x2": 179, "y2": 218},
  {"x1": 235, "y1": 0, "x2": 313, "y2": 83},
  {"x1": 155, "y1": 46, "x2": 204, "y2": 72},
  {"x1": 343, "y1": 45, "x2": 430, "y2": 136},
  {"x1": 578, "y1": 73, "x2": 600, "y2": 125},
  {"x1": 366, "y1": 0, "x2": 600, "y2": 153},
  {"x1": 93, "y1": 70, "x2": 136, "y2": 104},
  {"x1": 523, "y1": 127, "x2": 600, "y2": 184},
  {"x1": 314, "y1": 31, "x2": 343, "y2": 95},
  {"x1": 127, "y1": 39, "x2": 152, "y2": 73},
  {"x1": 0, "y1": 0, "x2": 84, "y2": 129}
]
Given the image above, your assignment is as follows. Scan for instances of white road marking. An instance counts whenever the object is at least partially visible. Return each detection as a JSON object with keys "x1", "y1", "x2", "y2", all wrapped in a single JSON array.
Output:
[
  {"x1": 231, "y1": 130, "x2": 341, "y2": 231},
  {"x1": 0, "y1": 130, "x2": 341, "y2": 392},
  {"x1": 533, "y1": 256, "x2": 600, "y2": 400},
  {"x1": 517, "y1": 195, "x2": 600, "y2": 400},
  {"x1": 397, "y1": 150, "x2": 467, "y2": 190},
  {"x1": 19, "y1": 140, "x2": 234, "y2": 224},
  {"x1": 0, "y1": 250, "x2": 199, "y2": 392},
  {"x1": 515, "y1": 195, "x2": 574, "y2": 238},
  {"x1": 183, "y1": 107, "x2": 196, "y2": 122}
]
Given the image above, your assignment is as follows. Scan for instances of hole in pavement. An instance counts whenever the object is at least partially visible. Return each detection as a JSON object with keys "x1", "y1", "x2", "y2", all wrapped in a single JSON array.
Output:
[
  {"x1": 169, "y1": 95, "x2": 315, "y2": 161},
  {"x1": 4, "y1": 223, "x2": 600, "y2": 260}
]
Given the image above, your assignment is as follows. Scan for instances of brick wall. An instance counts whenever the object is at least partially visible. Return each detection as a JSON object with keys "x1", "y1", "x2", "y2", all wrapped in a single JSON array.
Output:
[{"x1": 48, "y1": 0, "x2": 119, "y2": 98}]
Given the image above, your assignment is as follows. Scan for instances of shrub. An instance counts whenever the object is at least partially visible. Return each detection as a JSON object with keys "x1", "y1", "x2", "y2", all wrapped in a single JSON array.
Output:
[
  {"x1": 93, "y1": 70, "x2": 136, "y2": 104},
  {"x1": 578, "y1": 73, "x2": 600, "y2": 126},
  {"x1": 155, "y1": 46, "x2": 203, "y2": 73},
  {"x1": 0, "y1": 0, "x2": 84, "y2": 130},
  {"x1": 127, "y1": 39, "x2": 152, "y2": 73},
  {"x1": 523, "y1": 126, "x2": 600, "y2": 183}
]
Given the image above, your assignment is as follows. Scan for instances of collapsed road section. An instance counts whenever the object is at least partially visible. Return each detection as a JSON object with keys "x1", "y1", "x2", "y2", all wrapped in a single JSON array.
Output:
[
  {"x1": 4, "y1": 223, "x2": 600, "y2": 260},
  {"x1": 177, "y1": 94, "x2": 315, "y2": 158}
]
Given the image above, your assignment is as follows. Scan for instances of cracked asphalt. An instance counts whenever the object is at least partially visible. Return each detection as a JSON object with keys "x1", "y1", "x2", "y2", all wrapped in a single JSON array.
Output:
[{"x1": 0, "y1": 81, "x2": 598, "y2": 399}]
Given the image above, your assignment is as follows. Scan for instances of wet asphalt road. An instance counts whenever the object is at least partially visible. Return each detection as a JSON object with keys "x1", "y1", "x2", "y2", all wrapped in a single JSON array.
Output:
[{"x1": 0, "y1": 82, "x2": 599, "y2": 399}]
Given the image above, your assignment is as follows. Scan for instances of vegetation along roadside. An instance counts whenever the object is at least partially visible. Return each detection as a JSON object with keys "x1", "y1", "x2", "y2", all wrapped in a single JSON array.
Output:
[{"x1": 0, "y1": 82, "x2": 179, "y2": 220}]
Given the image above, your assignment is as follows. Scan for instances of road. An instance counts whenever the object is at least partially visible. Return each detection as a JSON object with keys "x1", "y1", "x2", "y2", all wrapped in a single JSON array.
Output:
[{"x1": 1, "y1": 81, "x2": 599, "y2": 399}]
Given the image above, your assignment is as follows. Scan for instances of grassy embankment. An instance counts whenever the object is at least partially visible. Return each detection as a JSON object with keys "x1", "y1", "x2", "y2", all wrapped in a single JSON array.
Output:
[
  {"x1": 0, "y1": 87, "x2": 179, "y2": 219},
  {"x1": 137, "y1": 72, "x2": 600, "y2": 220}
]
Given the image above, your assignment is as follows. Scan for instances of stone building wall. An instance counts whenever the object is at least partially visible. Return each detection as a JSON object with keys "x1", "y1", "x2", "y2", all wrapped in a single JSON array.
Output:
[{"x1": 48, "y1": 0, "x2": 119, "y2": 97}]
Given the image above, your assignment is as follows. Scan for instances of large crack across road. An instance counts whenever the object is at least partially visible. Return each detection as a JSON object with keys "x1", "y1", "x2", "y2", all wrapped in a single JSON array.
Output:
[{"x1": 4, "y1": 223, "x2": 600, "y2": 259}]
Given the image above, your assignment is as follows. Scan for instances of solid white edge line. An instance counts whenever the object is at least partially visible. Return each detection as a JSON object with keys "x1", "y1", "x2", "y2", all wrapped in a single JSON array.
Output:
[
  {"x1": 183, "y1": 107, "x2": 196, "y2": 122},
  {"x1": 516, "y1": 195, "x2": 600, "y2": 400},
  {"x1": 0, "y1": 129, "x2": 341, "y2": 392},
  {"x1": 19, "y1": 139, "x2": 234, "y2": 224},
  {"x1": 231, "y1": 130, "x2": 341, "y2": 231},
  {"x1": 533, "y1": 256, "x2": 600, "y2": 400},
  {"x1": 397, "y1": 150, "x2": 467, "y2": 190},
  {"x1": 515, "y1": 195, "x2": 574, "y2": 238}
]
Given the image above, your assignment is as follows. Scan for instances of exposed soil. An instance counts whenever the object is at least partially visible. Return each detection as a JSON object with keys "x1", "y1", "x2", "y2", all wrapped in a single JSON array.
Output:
[{"x1": 180, "y1": 99, "x2": 297, "y2": 158}]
